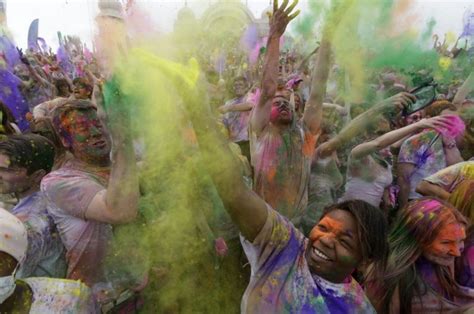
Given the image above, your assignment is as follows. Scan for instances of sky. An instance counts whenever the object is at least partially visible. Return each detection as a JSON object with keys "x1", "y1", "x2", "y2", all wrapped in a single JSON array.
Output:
[{"x1": 4, "y1": 0, "x2": 474, "y2": 49}]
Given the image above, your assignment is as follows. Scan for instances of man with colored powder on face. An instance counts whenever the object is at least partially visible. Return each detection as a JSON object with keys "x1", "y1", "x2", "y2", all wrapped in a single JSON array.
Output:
[
  {"x1": 0, "y1": 134, "x2": 67, "y2": 279},
  {"x1": 40, "y1": 100, "x2": 138, "y2": 300},
  {"x1": 219, "y1": 76, "x2": 255, "y2": 161},
  {"x1": 250, "y1": 0, "x2": 330, "y2": 228}
]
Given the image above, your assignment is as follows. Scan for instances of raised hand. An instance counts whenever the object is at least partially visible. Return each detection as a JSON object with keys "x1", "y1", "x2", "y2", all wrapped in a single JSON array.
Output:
[
  {"x1": 17, "y1": 47, "x2": 30, "y2": 66},
  {"x1": 415, "y1": 116, "x2": 454, "y2": 131},
  {"x1": 379, "y1": 92, "x2": 416, "y2": 116},
  {"x1": 270, "y1": 0, "x2": 300, "y2": 37}
]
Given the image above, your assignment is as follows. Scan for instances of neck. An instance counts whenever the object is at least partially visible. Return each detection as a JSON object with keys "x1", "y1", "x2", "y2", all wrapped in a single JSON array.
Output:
[
  {"x1": 272, "y1": 121, "x2": 291, "y2": 132},
  {"x1": 75, "y1": 155, "x2": 111, "y2": 170}
]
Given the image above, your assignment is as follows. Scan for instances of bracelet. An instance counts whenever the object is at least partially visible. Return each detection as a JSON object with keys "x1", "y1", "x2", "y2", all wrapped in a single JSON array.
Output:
[{"x1": 443, "y1": 142, "x2": 456, "y2": 149}]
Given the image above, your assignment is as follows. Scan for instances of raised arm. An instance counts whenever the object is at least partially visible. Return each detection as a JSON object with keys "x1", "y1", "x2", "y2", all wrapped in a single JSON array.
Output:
[
  {"x1": 18, "y1": 49, "x2": 52, "y2": 89},
  {"x1": 416, "y1": 181, "x2": 451, "y2": 200},
  {"x1": 452, "y1": 71, "x2": 474, "y2": 107},
  {"x1": 303, "y1": 39, "x2": 331, "y2": 135},
  {"x1": 187, "y1": 82, "x2": 268, "y2": 241},
  {"x1": 351, "y1": 116, "x2": 452, "y2": 159},
  {"x1": 218, "y1": 101, "x2": 254, "y2": 114},
  {"x1": 84, "y1": 82, "x2": 139, "y2": 225},
  {"x1": 317, "y1": 92, "x2": 416, "y2": 158},
  {"x1": 250, "y1": 0, "x2": 299, "y2": 136}
]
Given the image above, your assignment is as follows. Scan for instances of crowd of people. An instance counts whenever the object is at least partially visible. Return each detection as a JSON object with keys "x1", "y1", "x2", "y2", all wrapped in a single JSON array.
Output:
[{"x1": 0, "y1": 0, "x2": 473, "y2": 313}]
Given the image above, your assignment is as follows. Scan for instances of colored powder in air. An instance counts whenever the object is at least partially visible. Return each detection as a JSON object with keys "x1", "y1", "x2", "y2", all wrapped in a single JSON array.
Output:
[{"x1": 96, "y1": 4, "x2": 250, "y2": 310}]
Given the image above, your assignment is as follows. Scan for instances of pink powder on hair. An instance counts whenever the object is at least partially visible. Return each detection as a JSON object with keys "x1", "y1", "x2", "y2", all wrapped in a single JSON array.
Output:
[{"x1": 438, "y1": 115, "x2": 465, "y2": 138}]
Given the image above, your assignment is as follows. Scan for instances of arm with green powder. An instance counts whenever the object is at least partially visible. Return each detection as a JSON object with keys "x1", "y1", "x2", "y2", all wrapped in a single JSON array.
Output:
[
  {"x1": 185, "y1": 84, "x2": 268, "y2": 242},
  {"x1": 452, "y1": 71, "x2": 474, "y2": 107},
  {"x1": 84, "y1": 84, "x2": 139, "y2": 225},
  {"x1": 317, "y1": 92, "x2": 416, "y2": 158},
  {"x1": 250, "y1": 0, "x2": 300, "y2": 136}
]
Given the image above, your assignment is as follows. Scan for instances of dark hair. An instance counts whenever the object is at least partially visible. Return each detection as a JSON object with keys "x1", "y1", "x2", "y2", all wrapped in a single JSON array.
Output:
[
  {"x1": 0, "y1": 134, "x2": 55, "y2": 174},
  {"x1": 424, "y1": 100, "x2": 456, "y2": 117},
  {"x1": 233, "y1": 76, "x2": 247, "y2": 84},
  {"x1": 0, "y1": 101, "x2": 17, "y2": 135},
  {"x1": 72, "y1": 77, "x2": 93, "y2": 93},
  {"x1": 380, "y1": 198, "x2": 470, "y2": 314},
  {"x1": 31, "y1": 117, "x2": 64, "y2": 152},
  {"x1": 51, "y1": 100, "x2": 97, "y2": 144},
  {"x1": 54, "y1": 78, "x2": 72, "y2": 93},
  {"x1": 322, "y1": 200, "x2": 389, "y2": 280}
]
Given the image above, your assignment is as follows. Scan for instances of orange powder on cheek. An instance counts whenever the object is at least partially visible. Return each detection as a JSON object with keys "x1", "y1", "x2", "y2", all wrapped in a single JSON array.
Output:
[{"x1": 426, "y1": 223, "x2": 466, "y2": 255}]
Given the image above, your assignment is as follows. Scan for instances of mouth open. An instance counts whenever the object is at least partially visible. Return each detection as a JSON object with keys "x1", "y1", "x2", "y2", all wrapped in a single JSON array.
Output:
[
  {"x1": 311, "y1": 246, "x2": 332, "y2": 262},
  {"x1": 92, "y1": 140, "x2": 107, "y2": 148}
]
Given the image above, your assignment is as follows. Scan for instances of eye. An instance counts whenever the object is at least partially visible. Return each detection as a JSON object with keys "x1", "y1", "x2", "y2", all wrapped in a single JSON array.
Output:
[
  {"x1": 340, "y1": 239, "x2": 352, "y2": 249},
  {"x1": 318, "y1": 224, "x2": 328, "y2": 232}
]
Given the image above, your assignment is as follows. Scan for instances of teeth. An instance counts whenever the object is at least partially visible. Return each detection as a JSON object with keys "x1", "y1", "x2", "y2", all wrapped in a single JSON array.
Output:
[{"x1": 314, "y1": 248, "x2": 330, "y2": 261}]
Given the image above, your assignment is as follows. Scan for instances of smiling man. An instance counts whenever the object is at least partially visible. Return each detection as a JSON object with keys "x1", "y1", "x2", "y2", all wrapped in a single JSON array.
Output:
[{"x1": 40, "y1": 100, "x2": 138, "y2": 289}]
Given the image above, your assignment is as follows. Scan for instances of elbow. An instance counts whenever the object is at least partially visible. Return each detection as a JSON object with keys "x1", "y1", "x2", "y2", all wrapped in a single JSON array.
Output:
[{"x1": 415, "y1": 181, "x2": 428, "y2": 196}]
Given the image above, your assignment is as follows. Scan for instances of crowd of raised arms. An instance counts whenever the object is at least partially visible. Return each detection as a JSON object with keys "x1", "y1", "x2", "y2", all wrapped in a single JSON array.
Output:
[{"x1": 0, "y1": 0, "x2": 473, "y2": 313}]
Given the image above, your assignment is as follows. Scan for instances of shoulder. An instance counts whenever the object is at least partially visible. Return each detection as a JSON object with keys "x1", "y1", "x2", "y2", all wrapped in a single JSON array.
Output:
[{"x1": 41, "y1": 168, "x2": 97, "y2": 191}]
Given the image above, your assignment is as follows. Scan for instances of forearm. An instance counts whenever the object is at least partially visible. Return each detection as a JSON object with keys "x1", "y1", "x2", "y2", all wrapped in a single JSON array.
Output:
[
  {"x1": 304, "y1": 40, "x2": 331, "y2": 134},
  {"x1": 106, "y1": 135, "x2": 139, "y2": 223},
  {"x1": 27, "y1": 64, "x2": 49, "y2": 87},
  {"x1": 186, "y1": 83, "x2": 267, "y2": 240},
  {"x1": 220, "y1": 102, "x2": 253, "y2": 113},
  {"x1": 453, "y1": 71, "x2": 474, "y2": 106},
  {"x1": 319, "y1": 106, "x2": 381, "y2": 158},
  {"x1": 416, "y1": 181, "x2": 450, "y2": 200},
  {"x1": 261, "y1": 33, "x2": 280, "y2": 101},
  {"x1": 251, "y1": 33, "x2": 280, "y2": 132},
  {"x1": 444, "y1": 146, "x2": 463, "y2": 165},
  {"x1": 352, "y1": 123, "x2": 420, "y2": 159},
  {"x1": 397, "y1": 178, "x2": 411, "y2": 209}
]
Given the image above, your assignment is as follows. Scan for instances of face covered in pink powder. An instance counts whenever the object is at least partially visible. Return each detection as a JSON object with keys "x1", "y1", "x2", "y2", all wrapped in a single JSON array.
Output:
[{"x1": 270, "y1": 92, "x2": 293, "y2": 125}]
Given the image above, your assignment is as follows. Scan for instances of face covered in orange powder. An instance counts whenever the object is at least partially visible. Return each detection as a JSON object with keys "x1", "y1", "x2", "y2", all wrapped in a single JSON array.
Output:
[
  {"x1": 423, "y1": 221, "x2": 466, "y2": 267},
  {"x1": 305, "y1": 210, "x2": 363, "y2": 283}
]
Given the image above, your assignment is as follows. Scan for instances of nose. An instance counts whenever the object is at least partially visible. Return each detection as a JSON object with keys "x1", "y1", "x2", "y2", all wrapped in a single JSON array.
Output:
[
  {"x1": 319, "y1": 234, "x2": 336, "y2": 249},
  {"x1": 448, "y1": 243, "x2": 463, "y2": 257},
  {"x1": 90, "y1": 125, "x2": 101, "y2": 137}
]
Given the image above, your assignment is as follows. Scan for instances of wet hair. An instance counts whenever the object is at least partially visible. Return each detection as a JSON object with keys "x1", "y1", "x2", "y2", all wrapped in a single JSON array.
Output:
[
  {"x1": 0, "y1": 101, "x2": 17, "y2": 135},
  {"x1": 380, "y1": 197, "x2": 469, "y2": 314},
  {"x1": 321, "y1": 200, "x2": 389, "y2": 281},
  {"x1": 0, "y1": 134, "x2": 55, "y2": 175},
  {"x1": 51, "y1": 100, "x2": 97, "y2": 145}
]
